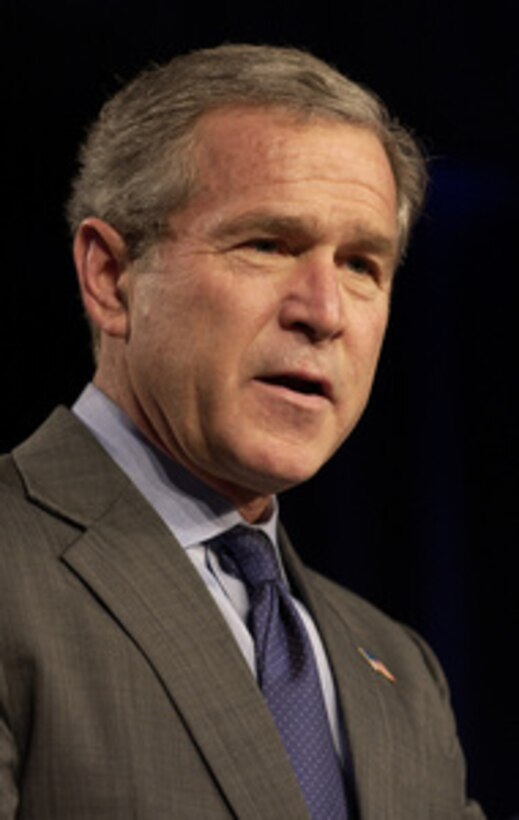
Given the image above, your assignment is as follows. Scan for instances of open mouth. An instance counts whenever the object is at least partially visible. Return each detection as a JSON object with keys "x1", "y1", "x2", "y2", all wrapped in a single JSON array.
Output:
[{"x1": 260, "y1": 374, "x2": 327, "y2": 398}]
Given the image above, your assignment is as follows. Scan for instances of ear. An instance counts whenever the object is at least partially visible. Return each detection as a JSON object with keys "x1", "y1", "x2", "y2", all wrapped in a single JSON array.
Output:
[{"x1": 73, "y1": 218, "x2": 131, "y2": 339}]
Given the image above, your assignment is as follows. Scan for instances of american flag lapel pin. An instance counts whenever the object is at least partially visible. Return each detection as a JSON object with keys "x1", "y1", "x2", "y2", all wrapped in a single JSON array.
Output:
[{"x1": 358, "y1": 647, "x2": 396, "y2": 683}]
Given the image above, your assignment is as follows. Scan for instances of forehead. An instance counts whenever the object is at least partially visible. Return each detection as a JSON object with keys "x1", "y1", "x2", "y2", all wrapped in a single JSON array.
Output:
[{"x1": 188, "y1": 107, "x2": 398, "y2": 222}]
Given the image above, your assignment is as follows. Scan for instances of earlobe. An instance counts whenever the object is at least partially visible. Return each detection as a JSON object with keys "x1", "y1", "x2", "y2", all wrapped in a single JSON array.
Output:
[{"x1": 74, "y1": 217, "x2": 131, "y2": 339}]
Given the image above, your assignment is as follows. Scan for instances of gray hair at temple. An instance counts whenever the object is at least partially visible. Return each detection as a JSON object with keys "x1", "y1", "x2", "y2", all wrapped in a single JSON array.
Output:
[{"x1": 66, "y1": 43, "x2": 427, "y2": 262}]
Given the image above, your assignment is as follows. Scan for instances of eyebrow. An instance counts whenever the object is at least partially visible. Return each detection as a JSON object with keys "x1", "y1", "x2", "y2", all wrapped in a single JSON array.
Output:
[
  {"x1": 345, "y1": 229, "x2": 397, "y2": 259},
  {"x1": 210, "y1": 210, "x2": 397, "y2": 260},
  {"x1": 210, "y1": 212, "x2": 316, "y2": 242}
]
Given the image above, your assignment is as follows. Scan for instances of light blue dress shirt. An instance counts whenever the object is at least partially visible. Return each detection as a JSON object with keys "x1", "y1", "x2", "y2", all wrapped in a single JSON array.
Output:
[{"x1": 73, "y1": 383, "x2": 345, "y2": 760}]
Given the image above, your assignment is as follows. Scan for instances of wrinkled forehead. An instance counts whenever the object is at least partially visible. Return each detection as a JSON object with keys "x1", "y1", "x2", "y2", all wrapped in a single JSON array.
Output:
[
  {"x1": 191, "y1": 105, "x2": 394, "y2": 185},
  {"x1": 180, "y1": 106, "x2": 398, "y2": 241}
]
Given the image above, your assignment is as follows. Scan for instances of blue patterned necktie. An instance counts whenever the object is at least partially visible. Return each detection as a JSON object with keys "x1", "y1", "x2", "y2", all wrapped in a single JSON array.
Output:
[{"x1": 208, "y1": 525, "x2": 348, "y2": 819}]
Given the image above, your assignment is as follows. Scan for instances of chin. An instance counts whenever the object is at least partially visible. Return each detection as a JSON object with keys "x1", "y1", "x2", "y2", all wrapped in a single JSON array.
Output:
[{"x1": 233, "y1": 443, "x2": 330, "y2": 496}]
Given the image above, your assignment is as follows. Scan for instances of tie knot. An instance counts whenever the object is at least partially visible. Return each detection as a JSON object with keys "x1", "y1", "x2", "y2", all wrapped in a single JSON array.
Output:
[{"x1": 208, "y1": 525, "x2": 281, "y2": 591}]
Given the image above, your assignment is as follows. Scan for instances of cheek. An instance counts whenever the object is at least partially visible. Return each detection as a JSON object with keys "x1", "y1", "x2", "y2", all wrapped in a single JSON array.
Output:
[
  {"x1": 349, "y1": 307, "x2": 388, "y2": 370},
  {"x1": 194, "y1": 285, "x2": 276, "y2": 372}
]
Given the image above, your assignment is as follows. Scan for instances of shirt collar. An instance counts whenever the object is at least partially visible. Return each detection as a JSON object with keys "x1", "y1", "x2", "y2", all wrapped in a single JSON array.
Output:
[{"x1": 72, "y1": 384, "x2": 279, "y2": 549}]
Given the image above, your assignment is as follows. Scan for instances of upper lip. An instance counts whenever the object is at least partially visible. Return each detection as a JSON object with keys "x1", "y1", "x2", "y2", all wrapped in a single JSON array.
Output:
[{"x1": 256, "y1": 370, "x2": 333, "y2": 401}]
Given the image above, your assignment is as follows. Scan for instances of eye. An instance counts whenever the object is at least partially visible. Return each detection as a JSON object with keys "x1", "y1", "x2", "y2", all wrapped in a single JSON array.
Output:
[
  {"x1": 241, "y1": 237, "x2": 287, "y2": 254},
  {"x1": 345, "y1": 255, "x2": 378, "y2": 278}
]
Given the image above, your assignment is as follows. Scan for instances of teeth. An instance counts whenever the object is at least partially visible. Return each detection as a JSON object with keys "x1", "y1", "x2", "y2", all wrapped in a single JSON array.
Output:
[{"x1": 262, "y1": 375, "x2": 324, "y2": 396}]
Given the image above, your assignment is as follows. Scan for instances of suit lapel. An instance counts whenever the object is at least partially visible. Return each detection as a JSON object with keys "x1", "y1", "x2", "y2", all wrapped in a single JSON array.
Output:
[
  {"x1": 14, "y1": 409, "x2": 310, "y2": 820},
  {"x1": 315, "y1": 592, "x2": 429, "y2": 820},
  {"x1": 308, "y1": 593, "x2": 394, "y2": 820},
  {"x1": 279, "y1": 529, "x2": 397, "y2": 820}
]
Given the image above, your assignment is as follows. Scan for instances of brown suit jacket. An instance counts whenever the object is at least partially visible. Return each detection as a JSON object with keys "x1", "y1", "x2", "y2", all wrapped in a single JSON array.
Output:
[{"x1": 0, "y1": 408, "x2": 484, "y2": 818}]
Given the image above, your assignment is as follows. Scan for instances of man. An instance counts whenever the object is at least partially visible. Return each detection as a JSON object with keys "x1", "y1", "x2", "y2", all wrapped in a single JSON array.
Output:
[{"x1": 0, "y1": 44, "x2": 484, "y2": 818}]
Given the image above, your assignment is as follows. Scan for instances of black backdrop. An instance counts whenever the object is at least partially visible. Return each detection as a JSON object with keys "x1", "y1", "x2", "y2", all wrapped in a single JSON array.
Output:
[{"x1": 3, "y1": 1, "x2": 518, "y2": 816}]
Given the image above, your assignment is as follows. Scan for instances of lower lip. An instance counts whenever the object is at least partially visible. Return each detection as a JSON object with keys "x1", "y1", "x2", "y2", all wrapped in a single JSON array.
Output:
[{"x1": 253, "y1": 379, "x2": 330, "y2": 410}]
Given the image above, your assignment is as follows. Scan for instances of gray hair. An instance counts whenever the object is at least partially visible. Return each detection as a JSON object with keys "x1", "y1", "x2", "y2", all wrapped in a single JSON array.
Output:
[{"x1": 67, "y1": 43, "x2": 427, "y2": 261}]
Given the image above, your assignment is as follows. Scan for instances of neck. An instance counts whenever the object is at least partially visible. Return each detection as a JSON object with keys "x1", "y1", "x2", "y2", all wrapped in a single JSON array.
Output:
[{"x1": 92, "y1": 373, "x2": 276, "y2": 526}]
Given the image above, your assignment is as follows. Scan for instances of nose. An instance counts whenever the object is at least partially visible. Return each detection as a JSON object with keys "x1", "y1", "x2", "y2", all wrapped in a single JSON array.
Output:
[{"x1": 278, "y1": 253, "x2": 345, "y2": 343}]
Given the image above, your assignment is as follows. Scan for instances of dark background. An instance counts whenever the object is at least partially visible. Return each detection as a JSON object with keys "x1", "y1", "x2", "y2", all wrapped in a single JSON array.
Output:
[{"x1": 3, "y1": 1, "x2": 517, "y2": 816}]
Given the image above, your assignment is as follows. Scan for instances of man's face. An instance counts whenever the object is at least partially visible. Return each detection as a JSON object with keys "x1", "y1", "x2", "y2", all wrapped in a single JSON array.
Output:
[{"x1": 116, "y1": 108, "x2": 399, "y2": 510}]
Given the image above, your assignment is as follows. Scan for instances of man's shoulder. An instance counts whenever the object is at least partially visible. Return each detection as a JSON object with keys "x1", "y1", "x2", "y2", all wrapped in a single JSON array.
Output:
[
  {"x1": 0, "y1": 406, "x2": 89, "y2": 491},
  {"x1": 1, "y1": 405, "x2": 133, "y2": 510},
  {"x1": 303, "y1": 565, "x2": 450, "y2": 695},
  {"x1": 304, "y1": 566, "x2": 399, "y2": 631},
  {"x1": 0, "y1": 451, "x2": 24, "y2": 496},
  {"x1": 0, "y1": 410, "x2": 84, "y2": 548},
  {"x1": 281, "y1": 528, "x2": 437, "y2": 683},
  {"x1": 0, "y1": 407, "x2": 135, "y2": 562}
]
